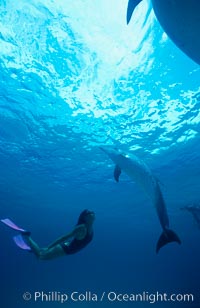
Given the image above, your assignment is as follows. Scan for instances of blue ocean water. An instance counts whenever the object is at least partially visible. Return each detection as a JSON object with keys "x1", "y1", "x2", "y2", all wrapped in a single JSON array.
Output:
[{"x1": 1, "y1": 0, "x2": 200, "y2": 307}]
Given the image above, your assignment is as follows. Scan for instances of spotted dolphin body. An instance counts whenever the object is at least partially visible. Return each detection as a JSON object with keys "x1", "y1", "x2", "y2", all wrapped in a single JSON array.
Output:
[
  {"x1": 181, "y1": 205, "x2": 200, "y2": 229},
  {"x1": 101, "y1": 147, "x2": 181, "y2": 253},
  {"x1": 127, "y1": 0, "x2": 200, "y2": 65}
]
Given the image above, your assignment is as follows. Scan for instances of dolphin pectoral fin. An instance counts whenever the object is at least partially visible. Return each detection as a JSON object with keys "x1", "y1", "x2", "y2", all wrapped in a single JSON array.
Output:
[
  {"x1": 127, "y1": 0, "x2": 143, "y2": 24},
  {"x1": 156, "y1": 229, "x2": 181, "y2": 253},
  {"x1": 114, "y1": 165, "x2": 121, "y2": 182}
]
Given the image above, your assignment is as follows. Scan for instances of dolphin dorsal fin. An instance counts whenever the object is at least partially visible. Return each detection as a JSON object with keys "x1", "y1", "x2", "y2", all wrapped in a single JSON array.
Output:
[
  {"x1": 114, "y1": 165, "x2": 122, "y2": 182},
  {"x1": 127, "y1": 0, "x2": 143, "y2": 24}
]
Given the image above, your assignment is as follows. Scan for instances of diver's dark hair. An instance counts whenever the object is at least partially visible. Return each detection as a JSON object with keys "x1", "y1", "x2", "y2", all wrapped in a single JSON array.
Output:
[{"x1": 76, "y1": 209, "x2": 93, "y2": 225}]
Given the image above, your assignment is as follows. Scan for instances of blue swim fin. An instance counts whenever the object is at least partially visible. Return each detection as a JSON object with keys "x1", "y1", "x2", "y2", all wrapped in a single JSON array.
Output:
[
  {"x1": 127, "y1": 0, "x2": 143, "y2": 24},
  {"x1": 1, "y1": 218, "x2": 30, "y2": 234},
  {"x1": 13, "y1": 234, "x2": 32, "y2": 251}
]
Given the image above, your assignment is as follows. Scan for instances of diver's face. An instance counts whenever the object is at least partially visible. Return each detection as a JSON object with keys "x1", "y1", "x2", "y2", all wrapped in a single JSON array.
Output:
[{"x1": 85, "y1": 212, "x2": 95, "y2": 224}]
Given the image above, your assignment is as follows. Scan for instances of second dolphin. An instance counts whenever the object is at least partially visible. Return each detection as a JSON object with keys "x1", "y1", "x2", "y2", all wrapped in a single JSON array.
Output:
[{"x1": 101, "y1": 147, "x2": 181, "y2": 253}]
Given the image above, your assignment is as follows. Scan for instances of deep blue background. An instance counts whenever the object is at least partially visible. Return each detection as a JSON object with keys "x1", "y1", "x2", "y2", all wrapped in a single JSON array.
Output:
[{"x1": 0, "y1": 0, "x2": 200, "y2": 307}]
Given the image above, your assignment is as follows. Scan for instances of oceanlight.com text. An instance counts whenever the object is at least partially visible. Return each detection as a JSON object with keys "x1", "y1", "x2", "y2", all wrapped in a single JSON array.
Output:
[{"x1": 22, "y1": 290, "x2": 194, "y2": 304}]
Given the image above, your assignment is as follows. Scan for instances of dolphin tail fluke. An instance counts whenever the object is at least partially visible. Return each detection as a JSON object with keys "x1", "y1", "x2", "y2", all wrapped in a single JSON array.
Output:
[
  {"x1": 127, "y1": 0, "x2": 143, "y2": 24},
  {"x1": 156, "y1": 229, "x2": 181, "y2": 253}
]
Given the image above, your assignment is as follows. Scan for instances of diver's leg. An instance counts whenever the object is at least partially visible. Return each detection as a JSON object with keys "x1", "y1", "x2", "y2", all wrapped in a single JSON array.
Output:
[
  {"x1": 38, "y1": 245, "x2": 66, "y2": 260},
  {"x1": 24, "y1": 236, "x2": 66, "y2": 260},
  {"x1": 24, "y1": 236, "x2": 41, "y2": 257}
]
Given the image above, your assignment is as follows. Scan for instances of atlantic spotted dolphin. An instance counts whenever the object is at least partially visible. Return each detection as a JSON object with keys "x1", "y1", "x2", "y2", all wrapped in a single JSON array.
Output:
[
  {"x1": 101, "y1": 147, "x2": 181, "y2": 253},
  {"x1": 127, "y1": 0, "x2": 200, "y2": 65},
  {"x1": 181, "y1": 205, "x2": 200, "y2": 229}
]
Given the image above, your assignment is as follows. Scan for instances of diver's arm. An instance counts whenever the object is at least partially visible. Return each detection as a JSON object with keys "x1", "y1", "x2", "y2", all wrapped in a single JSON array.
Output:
[{"x1": 47, "y1": 225, "x2": 86, "y2": 249}]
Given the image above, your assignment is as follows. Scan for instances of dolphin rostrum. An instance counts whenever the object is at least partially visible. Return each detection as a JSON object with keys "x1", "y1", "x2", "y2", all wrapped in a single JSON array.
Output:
[{"x1": 101, "y1": 147, "x2": 181, "y2": 253}]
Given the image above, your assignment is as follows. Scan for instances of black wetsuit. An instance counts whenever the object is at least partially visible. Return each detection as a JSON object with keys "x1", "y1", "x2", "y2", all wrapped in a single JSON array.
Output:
[{"x1": 61, "y1": 230, "x2": 93, "y2": 255}]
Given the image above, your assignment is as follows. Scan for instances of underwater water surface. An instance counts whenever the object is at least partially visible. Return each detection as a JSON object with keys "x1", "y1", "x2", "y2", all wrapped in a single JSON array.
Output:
[{"x1": 0, "y1": 0, "x2": 200, "y2": 307}]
